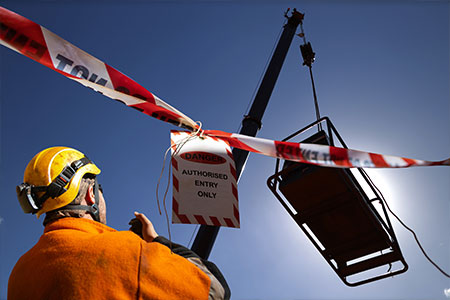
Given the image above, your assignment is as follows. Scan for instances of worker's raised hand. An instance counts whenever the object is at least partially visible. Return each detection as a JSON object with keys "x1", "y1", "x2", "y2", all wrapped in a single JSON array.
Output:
[{"x1": 133, "y1": 212, "x2": 159, "y2": 242}]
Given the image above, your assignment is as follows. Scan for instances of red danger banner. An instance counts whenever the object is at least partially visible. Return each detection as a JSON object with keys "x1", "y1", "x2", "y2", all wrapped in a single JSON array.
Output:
[{"x1": 1, "y1": 6, "x2": 449, "y2": 170}]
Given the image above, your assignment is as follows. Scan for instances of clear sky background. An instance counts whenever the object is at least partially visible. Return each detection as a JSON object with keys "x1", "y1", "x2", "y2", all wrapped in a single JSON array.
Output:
[{"x1": 0, "y1": 1, "x2": 449, "y2": 299}]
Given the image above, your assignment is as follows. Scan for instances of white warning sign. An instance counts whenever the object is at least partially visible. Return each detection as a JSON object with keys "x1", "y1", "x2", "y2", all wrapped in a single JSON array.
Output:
[{"x1": 171, "y1": 130, "x2": 240, "y2": 228}]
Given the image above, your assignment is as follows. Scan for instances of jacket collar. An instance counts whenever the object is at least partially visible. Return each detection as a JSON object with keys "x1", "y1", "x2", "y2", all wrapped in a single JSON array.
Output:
[{"x1": 44, "y1": 217, "x2": 116, "y2": 234}]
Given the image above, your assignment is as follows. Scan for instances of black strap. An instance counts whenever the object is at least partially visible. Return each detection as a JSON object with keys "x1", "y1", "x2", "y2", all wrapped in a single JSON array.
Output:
[
  {"x1": 28, "y1": 157, "x2": 93, "y2": 212},
  {"x1": 46, "y1": 157, "x2": 92, "y2": 198},
  {"x1": 60, "y1": 204, "x2": 98, "y2": 218},
  {"x1": 64, "y1": 177, "x2": 100, "y2": 222},
  {"x1": 93, "y1": 177, "x2": 100, "y2": 221},
  {"x1": 29, "y1": 186, "x2": 50, "y2": 209}
]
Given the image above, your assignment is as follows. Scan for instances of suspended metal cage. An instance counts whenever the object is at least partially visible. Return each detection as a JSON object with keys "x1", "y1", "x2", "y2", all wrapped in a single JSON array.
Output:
[{"x1": 267, "y1": 117, "x2": 408, "y2": 286}]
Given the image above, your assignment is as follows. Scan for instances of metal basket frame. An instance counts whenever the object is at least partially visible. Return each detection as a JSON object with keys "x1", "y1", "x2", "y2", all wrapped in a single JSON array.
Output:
[{"x1": 267, "y1": 116, "x2": 408, "y2": 286}]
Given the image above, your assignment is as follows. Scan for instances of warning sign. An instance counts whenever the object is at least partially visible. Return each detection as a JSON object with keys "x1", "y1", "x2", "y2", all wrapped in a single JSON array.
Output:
[{"x1": 171, "y1": 130, "x2": 240, "y2": 228}]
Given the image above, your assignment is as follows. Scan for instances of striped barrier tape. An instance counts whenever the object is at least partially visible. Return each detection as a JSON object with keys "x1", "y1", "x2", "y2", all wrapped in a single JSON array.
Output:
[
  {"x1": 1, "y1": 6, "x2": 449, "y2": 169},
  {"x1": 0, "y1": 6, "x2": 197, "y2": 131},
  {"x1": 204, "y1": 130, "x2": 450, "y2": 168}
]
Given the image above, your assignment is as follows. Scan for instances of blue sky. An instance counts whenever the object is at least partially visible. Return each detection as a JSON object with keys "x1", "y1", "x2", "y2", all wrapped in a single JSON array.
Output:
[{"x1": 1, "y1": 1, "x2": 449, "y2": 299}]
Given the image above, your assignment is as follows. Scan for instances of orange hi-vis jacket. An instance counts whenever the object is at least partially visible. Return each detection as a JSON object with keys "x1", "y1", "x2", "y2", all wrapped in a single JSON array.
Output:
[{"x1": 8, "y1": 217, "x2": 213, "y2": 300}]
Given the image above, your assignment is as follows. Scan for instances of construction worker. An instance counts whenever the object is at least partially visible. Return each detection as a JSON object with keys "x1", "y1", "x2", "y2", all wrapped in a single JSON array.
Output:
[{"x1": 8, "y1": 146, "x2": 230, "y2": 300}]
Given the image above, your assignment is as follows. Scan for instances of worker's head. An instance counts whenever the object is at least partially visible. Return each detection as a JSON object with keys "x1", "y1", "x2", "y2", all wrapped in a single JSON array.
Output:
[{"x1": 16, "y1": 146, "x2": 106, "y2": 225}]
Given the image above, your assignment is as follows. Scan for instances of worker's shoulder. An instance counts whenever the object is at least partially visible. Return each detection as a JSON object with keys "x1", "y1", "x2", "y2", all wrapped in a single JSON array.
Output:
[{"x1": 42, "y1": 218, "x2": 144, "y2": 249}]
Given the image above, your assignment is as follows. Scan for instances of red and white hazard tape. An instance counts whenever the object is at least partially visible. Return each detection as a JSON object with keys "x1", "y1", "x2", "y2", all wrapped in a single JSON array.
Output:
[
  {"x1": 0, "y1": 6, "x2": 197, "y2": 131},
  {"x1": 204, "y1": 130, "x2": 450, "y2": 169},
  {"x1": 1, "y1": 6, "x2": 449, "y2": 170}
]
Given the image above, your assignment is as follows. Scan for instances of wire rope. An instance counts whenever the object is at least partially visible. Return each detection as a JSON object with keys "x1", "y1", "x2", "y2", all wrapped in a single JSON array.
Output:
[{"x1": 299, "y1": 21, "x2": 322, "y2": 131}]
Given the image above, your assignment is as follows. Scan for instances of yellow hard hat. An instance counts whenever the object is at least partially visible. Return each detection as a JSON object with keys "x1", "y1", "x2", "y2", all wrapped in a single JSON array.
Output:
[{"x1": 17, "y1": 146, "x2": 101, "y2": 217}]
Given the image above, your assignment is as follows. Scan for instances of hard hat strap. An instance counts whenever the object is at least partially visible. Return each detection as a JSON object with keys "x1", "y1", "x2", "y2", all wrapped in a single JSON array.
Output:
[
  {"x1": 93, "y1": 177, "x2": 101, "y2": 221},
  {"x1": 35, "y1": 157, "x2": 92, "y2": 204},
  {"x1": 47, "y1": 157, "x2": 92, "y2": 198},
  {"x1": 63, "y1": 177, "x2": 101, "y2": 222},
  {"x1": 16, "y1": 157, "x2": 94, "y2": 214}
]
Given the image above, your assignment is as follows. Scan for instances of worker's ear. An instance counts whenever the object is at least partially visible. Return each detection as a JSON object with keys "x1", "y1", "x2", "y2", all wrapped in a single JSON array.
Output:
[{"x1": 85, "y1": 184, "x2": 95, "y2": 205}]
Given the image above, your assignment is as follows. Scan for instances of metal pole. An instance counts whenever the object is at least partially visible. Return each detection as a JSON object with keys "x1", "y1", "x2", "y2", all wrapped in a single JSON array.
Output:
[{"x1": 191, "y1": 9, "x2": 304, "y2": 259}]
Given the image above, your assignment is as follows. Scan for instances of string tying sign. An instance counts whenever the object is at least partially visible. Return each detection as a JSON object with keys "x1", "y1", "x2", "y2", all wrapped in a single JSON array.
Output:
[{"x1": 171, "y1": 131, "x2": 240, "y2": 228}]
